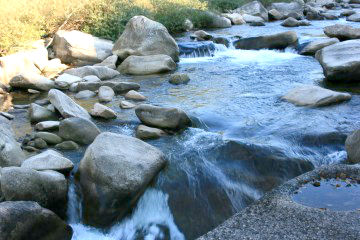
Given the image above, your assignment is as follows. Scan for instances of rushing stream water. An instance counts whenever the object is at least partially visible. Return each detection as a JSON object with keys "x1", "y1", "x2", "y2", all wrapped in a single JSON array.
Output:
[{"x1": 9, "y1": 12, "x2": 360, "y2": 240}]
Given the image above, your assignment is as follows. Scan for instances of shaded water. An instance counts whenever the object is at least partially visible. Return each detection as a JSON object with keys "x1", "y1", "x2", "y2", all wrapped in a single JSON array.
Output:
[{"x1": 8, "y1": 13, "x2": 360, "y2": 240}]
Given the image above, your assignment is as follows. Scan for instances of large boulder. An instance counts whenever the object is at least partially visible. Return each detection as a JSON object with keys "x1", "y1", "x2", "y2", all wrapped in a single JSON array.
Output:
[
  {"x1": 1, "y1": 167, "x2": 68, "y2": 217},
  {"x1": 345, "y1": 130, "x2": 360, "y2": 163},
  {"x1": 28, "y1": 103, "x2": 58, "y2": 123},
  {"x1": 77, "y1": 132, "x2": 166, "y2": 227},
  {"x1": 112, "y1": 16, "x2": 179, "y2": 62},
  {"x1": 282, "y1": 85, "x2": 351, "y2": 107},
  {"x1": 204, "y1": 12, "x2": 232, "y2": 28},
  {"x1": 94, "y1": 55, "x2": 118, "y2": 69},
  {"x1": 222, "y1": 13, "x2": 246, "y2": 25},
  {"x1": 76, "y1": 81, "x2": 140, "y2": 93},
  {"x1": 9, "y1": 73, "x2": 54, "y2": 91},
  {"x1": 21, "y1": 150, "x2": 74, "y2": 174},
  {"x1": 268, "y1": 9, "x2": 284, "y2": 20},
  {"x1": 135, "y1": 104, "x2": 191, "y2": 130},
  {"x1": 235, "y1": 31, "x2": 298, "y2": 50},
  {"x1": 64, "y1": 66, "x2": 120, "y2": 80},
  {"x1": 347, "y1": 13, "x2": 360, "y2": 22},
  {"x1": 48, "y1": 89, "x2": 91, "y2": 119},
  {"x1": 59, "y1": 117, "x2": 101, "y2": 145},
  {"x1": 269, "y1": 1, "x2": 304, "y2": 16},
  {"x1": 0, "y1": 201, "x2": 73, "y2": 240},
  {"x1": 234, "y1": 1, "x2": 269, "y2": 21},
  {"x1": 241, "y1": 14, "x2": 265, "y2": 24},
  {"x1": 0, "y1": 117, "x2": 25, "y2": 167},
  {"x1": 0, "y1": 45, "x2": 48, "y2": 86},
  {"x1": 315, "y1": 40, "x2": 360, "y2": 82},
  {"x1": 52, "y1": 30, "x2": 113, "y2": 66},
  {"x1": 299, "y1": 38, "x2": 339, "y2": 55},
  {"x1": 324, "y1": 24, "x2": 360, "y2": 41},
  {"x1": 118, "y1": 55, "x2": 176, "y2": 75}
]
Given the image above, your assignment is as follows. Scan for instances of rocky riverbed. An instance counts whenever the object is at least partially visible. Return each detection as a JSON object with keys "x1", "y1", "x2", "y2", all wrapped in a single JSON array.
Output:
[{"x1": 1, "y1": 0, "x2": 360, "y2": 239}]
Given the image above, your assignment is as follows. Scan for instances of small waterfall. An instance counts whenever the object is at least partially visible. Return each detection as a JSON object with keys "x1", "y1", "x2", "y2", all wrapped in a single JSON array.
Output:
[
  {"x1": 69, "y1": 188, "x2": 184, "y2": 240},
  {"x1": 178, "y1": 41, "x2": 227, "y2": 58}
]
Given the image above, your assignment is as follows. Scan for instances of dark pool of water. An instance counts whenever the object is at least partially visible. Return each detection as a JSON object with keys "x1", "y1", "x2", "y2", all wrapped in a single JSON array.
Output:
[{"x1": 293, "y1": 178, "x2": 360, "y2": 211}]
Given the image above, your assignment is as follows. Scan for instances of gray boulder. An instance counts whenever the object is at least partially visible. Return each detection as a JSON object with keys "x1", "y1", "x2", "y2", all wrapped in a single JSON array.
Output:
[
  {"x1": 10, "y1": 73, "x2": 55, "y2": 91},
  {"x1": 75, "y1": 90, "x2": 96, "y2": 100},
  {"x1": 77, "y1": 132, "x2": 166, "y2": 227},
  {"x1": 234, "y1": 1, "x2": 269, "y2": 21},
  {"x1": 242, "y1": 14, "x2": 265, "y2": 24},
  {"x1": 124, "y1": 90, "x2": 146, "y2": 101},
  {"x1": 34, "y1": 132, "x2": 62, "y2": 145},
  {"x1": 28, "y1": 103, "x2": 58, "y2": 123},
  {"x1": 112, "y1": 16, "x2": 179, "y2": 62},
  {"x1": 48, "y1": 89, "x2": 91, "y2": 119},
  {"x1": 21, "y1": 149, "x2": 74, "y2": 174},
  {"x1": 222, "y1": 13, "x2": 246, "y2": 25},
  {"x1": 0, "y1": 117, "x2": 25, "y2": 167},
  {"x1": 235, "y1": 31, "x2": 298, "y2": 50},
  {"x1": 35, "y1": 121, "x2": 60, "y2": 131},
  {"x1": 324, "y1": 24, "x2": 360, "y2": 41},
  {"x1": 205, "y1": 12, "x2": 232, "y2": 28},
  {"x1": 347, "y1": 13, "x2": 360, "y2": 21},
  {"x1": 135, "y1": 104, "x2": 191, "y2": 130},
  {"x1": 282, "y1": 85, "x2": 351, "y2": 107},
  {"x1": 315, "y1": 40, "x2": 360, "y2": 82},
  {"x1": 98, "y1": 86, "x2": 115, "y2": 102},
  {"x1": 136, "y1": 125, "x2": 167, "y2": 140},
  {"x1": 94, "y1": 55, "x2": 118, "y2": 69},
  {"x1": 268, "y1": 9, "x2": 284, "y2": 20},
  {"x1": 192, "y1": 30, "x2": 213, "y2": 41},
  {"x1": 55, "y1": 141, "x2": 79, "y2": 151},
  {"x1": 120, "y1": 100, "x2": 136, "y2": 109},
  {"x1": 299, "y1": 38, "x2": 339, "y2": 55},
  {"x1": 54, "y1": 73, "x2": 82, "y2": 90},
  {"x1": 0, "y1": 201, "x2": 73, "y2": 240},
  {"x1": 169, "y1": 73, "x2": 190, "y2": 85},
  {"x1": 340, "y1": 9, "x2": 356, "y2": 17},
  {"x1": 345, "y1": 130, "x2": 360, "y2": 163},
  {"x1": 83, "y1": 75, "x2": 101, "y2": 83},
  {"x1": 1, "y1": 167, "x2": 68, "y2": 217},
  {"x1": 90, "y1": 103, "x2": 117, "y2": 119},
  {"x1": 52, "y1": 30, "x2": 113, "y2": 66},
  {"x1": 118, "y1": 55, "x2": 176, "y2": 75},
  {"x1": 76, "y1": 81, "x2": 140, "y2": 93},
  {"x1": 281, "y1": 17, "x2": 302, "y2": 27},
  {"x1": 64, "y1": 66, "x2": 120, "y2": 80},
  {"x1": 269, "y1": 1, "x2": 304, "y2": 16},
  {"x1": 59, "y1": 117, "x2": 101, "y2": 145}
]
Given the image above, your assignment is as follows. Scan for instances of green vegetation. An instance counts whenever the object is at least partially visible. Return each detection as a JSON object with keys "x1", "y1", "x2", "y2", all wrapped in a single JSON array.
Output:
[{"x1": 0, "y1": 0, "x2": 277, "y2": 55}]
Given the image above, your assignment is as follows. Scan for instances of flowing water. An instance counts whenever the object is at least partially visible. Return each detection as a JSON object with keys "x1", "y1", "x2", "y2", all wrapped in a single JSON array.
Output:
[{"x1": 9, "y1": 13, "x2": 360, "y2": 240}]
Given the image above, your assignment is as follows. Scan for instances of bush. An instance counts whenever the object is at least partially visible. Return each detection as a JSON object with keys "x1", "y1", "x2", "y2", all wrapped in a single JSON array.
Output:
[{"x1": 205, "y1": 0, "x2": 248, "y2": 12}]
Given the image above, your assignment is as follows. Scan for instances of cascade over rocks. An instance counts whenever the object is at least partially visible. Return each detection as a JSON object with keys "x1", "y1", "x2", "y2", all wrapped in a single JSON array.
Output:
[
  {"x1": 118, "y1": 55, "x2": 176, "y2": 75},
  {"x1": 324, "y1": 24, "x2": 360, "y2": 41},
  {"x1": 299, "y1": 38, "x2": 339, "y2": 55},
  {"x1": 135, "y1": 104, "x2": 191, "y2": 130},
  {"x1": 234, "y1": 1, "x2": 269, "y2": 21},
  {"x1": 1, "y1": 167, "x2": 68, "y2": 217},
  {"x1": 315, "y1": 40, "x2": 360, "y2": 82},
  {"x1": 112, "y1": 16, "x2": 179, "y2": 62},
  {"x1": 235, "y1": 31, "x2": 298, "y2": 50},
  {"x1": 64, "y1": 66, "x2": 120, "y2": 80},
  {"x1": 0, "y1": 201, "x2": 73, "y2": 240},
  {"x1": 77, "y1": 132, "x2": 166, "y2": 227},
  {"x1": 52, "y1": 30, "x2": 113, "y2": 66},
  {"x1": 59, "y1": 117, "x2": 101, "y2": 145},
  {"x1": 282, "y1": 85, "x2": 351, "y2": 107},
  {"x1": 48, "y1": 89, "x2": 91, "y2": 119},
  {"x1": 0, "y1": 116, "x2": 25, "y2": 167}
]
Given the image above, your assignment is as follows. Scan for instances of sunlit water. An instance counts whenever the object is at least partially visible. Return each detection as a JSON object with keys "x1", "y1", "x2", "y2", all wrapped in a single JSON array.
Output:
[{"x1": 9, "y1": 13, "x2": 360, "y2": 240}]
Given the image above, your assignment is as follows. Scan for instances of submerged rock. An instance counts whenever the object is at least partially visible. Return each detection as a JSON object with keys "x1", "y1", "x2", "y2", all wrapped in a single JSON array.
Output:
[
  {"x1": 112, "y1": 16, "x2": 179, "y2": 62},
  {"x1": 59, "y1": 117, "x2": 101, "y2": 145},
  {"x1": 55, "y1": 141, "x2": 79, "y2": 151},
  {"x1": 282, "y1": 85, "x2": 351, "y2": 107},
  {"x1": 169, "y1": 73, "x2": 190, "y2": 85},
  {"x1": 299, "y1": 38, "x2": 339, "y2": 55},
  {"x1": 52, "y1": 30, "x2": 113, "y2": 66},
  {"x1": 135, "y1": 104, "x2": 191, "y2": 130},
  {"x1": 324, "y1": 24, "x2": 360, "y2": 41},
  {"x1": 0, "y1": 201, "x2": 73, "y2": 240},
  {"x1": 136, "y1": 125, "x2": 167, "y2": 140},
  {"x1": 345, "y1": 130, "x2": 360, "y2": 163},
  {"x1": 235, "y1": 31, "x2": 298, "y2": 50},
  {"x1": 119, "y1": 55, "x2": 176, "y2": 75},
  {"x1": 0, "y1": 116, "x2": 25, "y2": 167},
  {"x1": 48, "y1": 89, "x2": 91, "y2": 119},
  {"x1": 315, "y1": 40, "x2": 360, "y2": 82},
  {"x1": 1, "y1": 167, "x2": 68, "y2": 217},
  {"x1": 77, "y1": 132, "x2": 166, "y2": 227},
  {"x1": 21, "y1": 149, "x2": 74, "y2": 174}
]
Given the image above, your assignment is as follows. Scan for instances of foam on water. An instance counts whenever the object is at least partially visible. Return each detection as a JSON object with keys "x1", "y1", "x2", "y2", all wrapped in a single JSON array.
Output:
[{"x1": 70, "y1": 189, "x2": 184, "y2": 240}]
